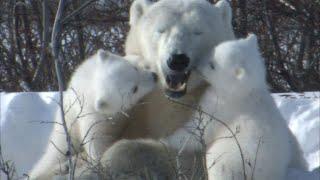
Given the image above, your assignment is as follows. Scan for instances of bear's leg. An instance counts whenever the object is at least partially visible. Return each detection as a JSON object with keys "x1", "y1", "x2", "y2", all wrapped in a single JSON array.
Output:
[
  {"x1": 78, "y1": 116, "x2": 122, "y2": 162},
  {"x1": 175, "y1": 150, "x2": 208, "y2": 179},
  {"x1": 100, "y1": 139, "x2": 176, "y2": 180},
  {"x1": 207, "y1": 137, "x2": 288, "y2": 180},
  {"x1": 29, "y1": 127, "x2": 68, "y2": 179}
]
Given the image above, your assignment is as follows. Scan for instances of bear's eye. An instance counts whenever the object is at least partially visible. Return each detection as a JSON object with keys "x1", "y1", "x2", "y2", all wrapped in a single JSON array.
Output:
[
  {"x1": 132, "y1": 85, "x2": 138, "y2": 94},
  {"x1": 194, "y1": 31, "x2": 203, "y2": 36},
  {"x1": 209, "y1": 62, "x2": 215, "y2": 70}
]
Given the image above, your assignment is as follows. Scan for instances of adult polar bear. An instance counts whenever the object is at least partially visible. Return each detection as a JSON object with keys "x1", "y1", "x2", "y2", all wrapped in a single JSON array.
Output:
[
  {"x1": 121, "y1": 0, "x2": 234, "y2": 176},
  {"x1": 123, "y1": 0, "x2": 299, "y2": 179},
  {"x1": 122, "y1": 0, "x2": 234, "y2": 139}
]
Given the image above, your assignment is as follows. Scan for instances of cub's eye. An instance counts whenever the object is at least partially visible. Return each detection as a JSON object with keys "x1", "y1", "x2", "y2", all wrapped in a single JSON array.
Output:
[
  {"x1": 97, "y1": 101, "x2": 108, "y2": 109},
  {"x1": 132, "y1": 85, "x2": 138, "y2": 94},
  {"x1": 209, "y1": 62, "x2": 215, "y2": 70},
  {"x1": 194, "y1": 31, "x2": 203, "y2": 36},
  {"x1": 157, "y1": 29, "x2": 165, "y2": 34}
]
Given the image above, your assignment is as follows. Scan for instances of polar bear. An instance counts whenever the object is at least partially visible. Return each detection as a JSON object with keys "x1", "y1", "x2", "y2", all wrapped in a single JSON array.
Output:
[
  {"x1": 123, "y1": 0, "x2": 235, "y2": 134},
  {"x1": 102, "y1": 139, "x2": 176, "y2": 179},
  {"x1": 126, "y1": 0, "x2": 235, "y2": 99},
  {"x1": 191, "y1": 34, "x2": 306, "y2": 180},
  {"x1": 55, "y1": 139, "x2": 176, "y2": 180},
  {"x1": 118, "y1": 0, "x2": 235, "y2": 177},
  {"x1": 31, "y1": 0, "x2": 235, "y2": 178},
  {"x1": 29, "y1": 50, "x2": 157, "y2": 179}
]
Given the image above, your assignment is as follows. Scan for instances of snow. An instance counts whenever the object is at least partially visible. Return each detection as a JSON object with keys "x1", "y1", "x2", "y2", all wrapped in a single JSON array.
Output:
[
  {"x1": 0, "y1": 92, "x2": 58, "y2": 178},
  {"x1": 0, "y1": 91, "x2": 319, "y2": 179},
  {"x1": 273, "y1": 92, "x2": 320, "y2": 171}
]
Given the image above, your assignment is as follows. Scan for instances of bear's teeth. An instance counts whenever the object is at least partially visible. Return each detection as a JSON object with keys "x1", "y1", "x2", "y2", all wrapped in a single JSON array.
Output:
[
  {"x1": 177, "y1": 82, "x2": 186, "y2": 91},
  {"x1": 167, "y1": 82, "x2": 186, "y2": 92}
]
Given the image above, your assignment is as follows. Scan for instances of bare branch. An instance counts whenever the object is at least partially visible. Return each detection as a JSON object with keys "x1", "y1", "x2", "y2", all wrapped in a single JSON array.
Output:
[
  {"x1": 51, "y1": 0, "x2": 74, "y2": 179},
  {"x1": 168, "y1": 97, "x2": 247, "y2": 180},
  {"x1": 32, "y1": 0, "x2": 49, "y2": 85},
  {"x1": 251, "y1": 137, "x2": 262, "y2": 180},
  {"x1": 61, "y1": 0, "x2": 97, "y2": 25}
]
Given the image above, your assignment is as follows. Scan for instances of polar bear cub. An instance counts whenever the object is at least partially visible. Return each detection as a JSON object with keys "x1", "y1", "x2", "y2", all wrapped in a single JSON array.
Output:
[
  {"x1": 196, "y1": 34, "x2": 306, "y2": 180},
  {"x1": 29, "y1": 50, "x2": 157, "y2": 179}
]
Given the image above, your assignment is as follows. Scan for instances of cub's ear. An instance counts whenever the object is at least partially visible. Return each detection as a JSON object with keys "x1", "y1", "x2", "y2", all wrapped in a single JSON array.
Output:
[
  {"x1": 129, "y1": 0, "x2": 152, "y2": 26},
  {"x1": 215, "y1": 0, "x2": 232, "y2": 25}
]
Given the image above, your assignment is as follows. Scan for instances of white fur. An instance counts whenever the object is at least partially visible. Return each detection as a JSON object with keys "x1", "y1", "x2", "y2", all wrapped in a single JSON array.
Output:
[
  {"x1": 126, "y1": 0, "x2": 235, "y2": 88},
  {"x1": 54, "y1": 139, "x2": 176, "y2": 180},
  {"x1": 121, "y1": 0, "x2": 235, "y2": 140},
  {"x1": 31, "y1": 0, "x2": 236, "y2": 178},
  {"x1": 120, "y1": 1, "x2": 236, "y2": 178},
  {"x1": 192, "y1": 34, "x2": 306, "y2": 180},
  {"x1": 29, "y1": 50, "x2": 156, "y2": 179},
  {"x1": 100, "y1": 139, "x2": 176, "y2": 179}
]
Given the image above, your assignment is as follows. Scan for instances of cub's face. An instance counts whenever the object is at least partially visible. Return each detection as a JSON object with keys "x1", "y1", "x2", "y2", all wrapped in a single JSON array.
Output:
[
  {"x1": 94, "y1": 50, "x2": 157, "y2": 115},
  {"x1": 197, "y1": 34, "x2": 266, "y2": 96},
  {"x1": 128, "y1": 0, "x2": 235, "y2": 98}
]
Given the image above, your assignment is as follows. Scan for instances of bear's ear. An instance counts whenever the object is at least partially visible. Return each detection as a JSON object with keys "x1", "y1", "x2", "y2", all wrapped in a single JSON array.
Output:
[
  {"x1": 129, "y1": 0, "x2": 152, "y2": 26},
  {"x1": 215, "y1": 0, "x2": 232, "y2": 24}
]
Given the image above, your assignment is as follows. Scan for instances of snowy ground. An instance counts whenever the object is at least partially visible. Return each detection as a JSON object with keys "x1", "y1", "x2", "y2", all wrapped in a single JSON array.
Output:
[{"x1": 0, "y1": 91, "x2": 319, "y2": 179}]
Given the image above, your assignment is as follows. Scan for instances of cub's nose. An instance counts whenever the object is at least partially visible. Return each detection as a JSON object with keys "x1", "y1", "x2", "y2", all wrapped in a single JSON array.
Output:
[
  {"x1": 167, "y1": 54, "x2": 190, "y2": 71},
  {"x1": 151, "y1": 72, "x2": 158, "y2": 82}
]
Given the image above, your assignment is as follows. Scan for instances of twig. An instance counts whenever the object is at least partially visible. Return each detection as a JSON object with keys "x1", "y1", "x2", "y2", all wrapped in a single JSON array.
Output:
[
  {"x1": 278, "y1": 0, "x2": 296, "y2": 11},
  {"x1": 51, "y1": 0, "x2": 74, "y2": 179},
  {"x1": 0, "y1": 143, "x2": 16, "y2": 180},
  {"x1": 0, "y1": 118, "x2": 14, "y2": 180},
  {"x1": 61, "y1": 0, "x2": 97, "y2": 25},
  {"x1": 175, "y1": 136, "x2": 191, "y2": 180},
  {"x1": 168, "y1": 98, "x2": 247, "y2": 180},
  {"x1": 251, "y1": 137, "x2": 262, "y2": 180},
  {"x1": 32, "y1": 0, "x2": 49, "y2": 84}
]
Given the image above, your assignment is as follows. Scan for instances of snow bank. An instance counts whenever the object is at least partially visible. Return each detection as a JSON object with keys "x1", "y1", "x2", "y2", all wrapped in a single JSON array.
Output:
[
  {"x1": 0, "y1": 92, "x2": 319, "y2": 179},
  {"x1": 273, "y1": 92, "x2": 320, "y2": 171},
  {"x1": 0, "y1": 92, "x2": 58, "y2": 178}
]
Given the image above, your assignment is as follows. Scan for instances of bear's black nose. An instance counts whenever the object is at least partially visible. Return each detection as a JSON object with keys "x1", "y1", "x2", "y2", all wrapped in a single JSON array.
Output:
[{"x1": 167, "y1": 54, "x2": 190, "y2": 71}]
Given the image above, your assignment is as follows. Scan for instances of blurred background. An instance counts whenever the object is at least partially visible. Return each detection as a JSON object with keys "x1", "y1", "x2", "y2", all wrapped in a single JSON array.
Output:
[{"x1": 0, "y1": 0, "x2": 319, "y2": 92}]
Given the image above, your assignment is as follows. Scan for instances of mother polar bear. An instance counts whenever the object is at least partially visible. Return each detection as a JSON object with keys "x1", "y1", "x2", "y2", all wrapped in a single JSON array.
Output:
[
  {"x1": 123, "y1": 0, "x2": 306, "y2": 179},
  {"x1": 120, "y1": 0, "x2": 234, "y2": 176},
  {"x1": 123, "y1": 0, "x2": 234, "y2": 137}
]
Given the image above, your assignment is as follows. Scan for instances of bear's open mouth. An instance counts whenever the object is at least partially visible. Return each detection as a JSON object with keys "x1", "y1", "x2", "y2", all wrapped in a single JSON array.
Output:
[{"x1": 164, "y1": 71, "x2": 190, "y2": 98}]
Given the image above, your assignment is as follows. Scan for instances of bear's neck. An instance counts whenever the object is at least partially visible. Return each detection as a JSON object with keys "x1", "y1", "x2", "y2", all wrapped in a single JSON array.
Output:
[
  {"x1": 121, "y1": 82, "x2": 210, "y2": 139},
  {"x1": 204, "y1": 87, "x2": 283, "y2": 123},
  {"x1": 125, "y1": 27, "x2": 142, "y2": 56}
]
